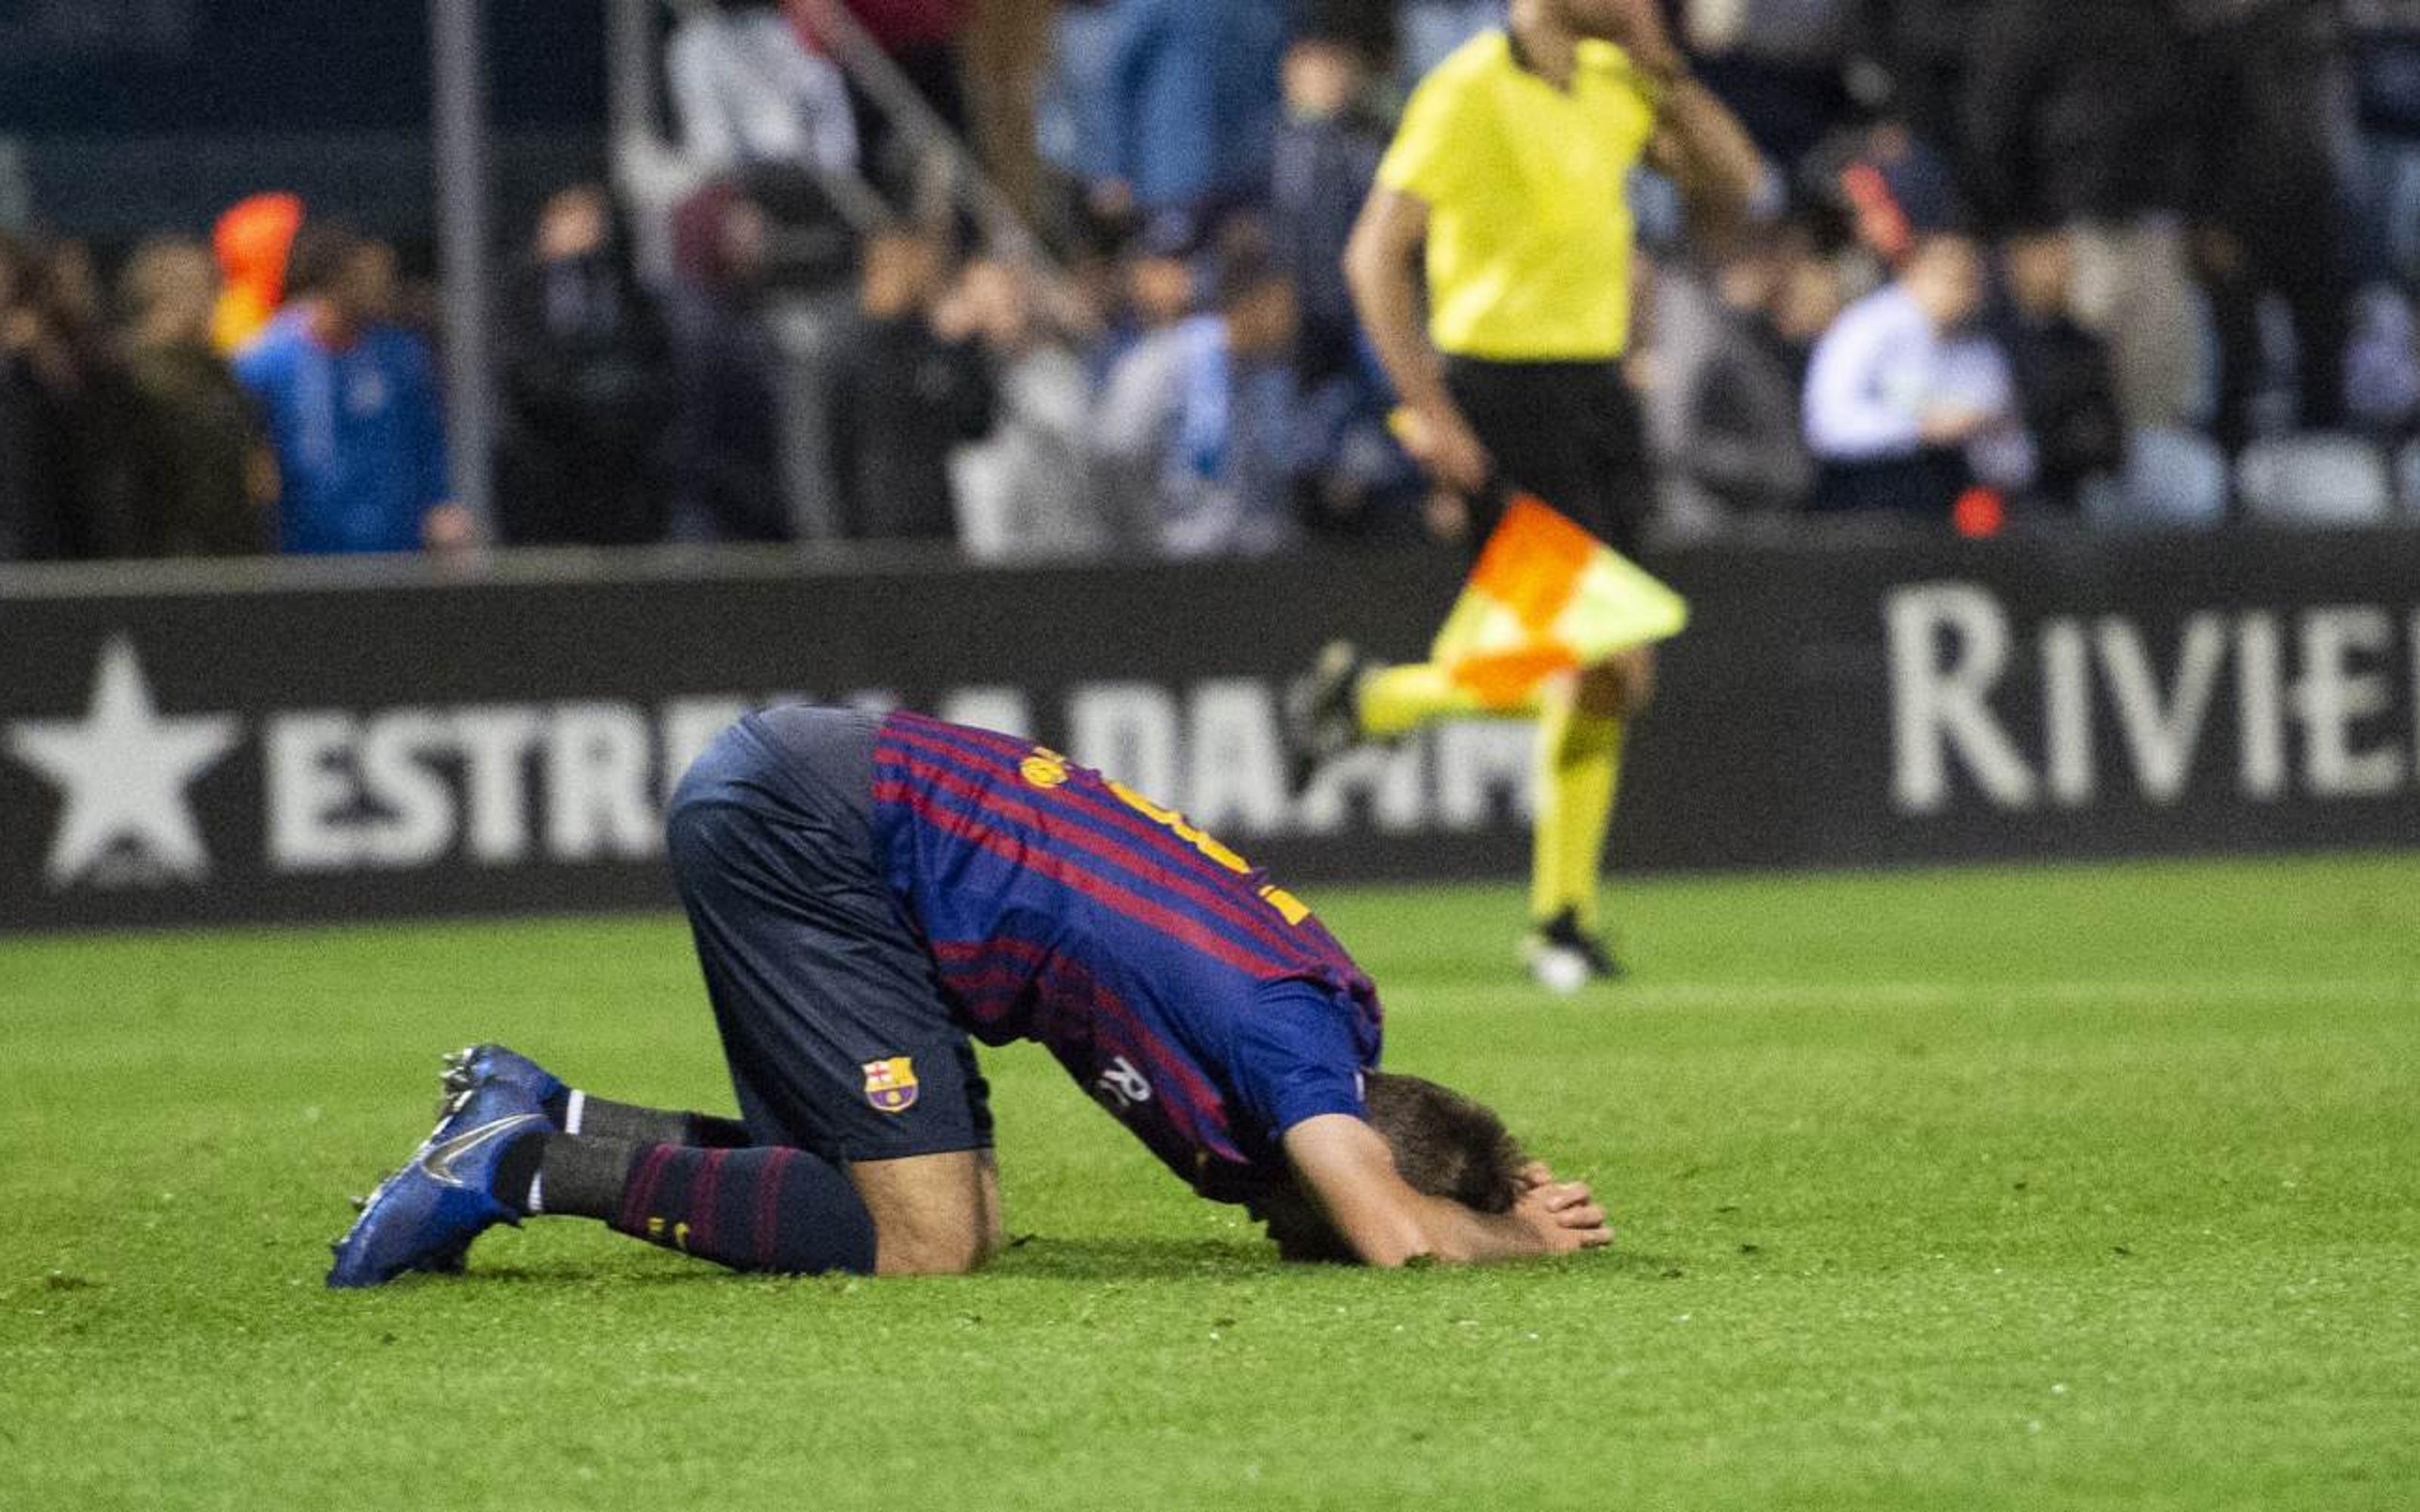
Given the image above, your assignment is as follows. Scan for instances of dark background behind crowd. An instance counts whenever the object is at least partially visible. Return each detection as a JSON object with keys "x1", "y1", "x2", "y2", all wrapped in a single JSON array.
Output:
[{"x1": 3, "y1": 0, "x2": 2418, "y2": 566}]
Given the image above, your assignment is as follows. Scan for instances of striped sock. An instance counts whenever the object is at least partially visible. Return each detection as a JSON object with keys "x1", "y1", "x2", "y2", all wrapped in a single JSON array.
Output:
[{"x1": 607, "y1": 1143, "x2": 876, "y2": 1275}]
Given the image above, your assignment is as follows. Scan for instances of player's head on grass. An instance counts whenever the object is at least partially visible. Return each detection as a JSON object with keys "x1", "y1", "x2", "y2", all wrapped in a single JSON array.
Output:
[{"x1": 1252, "y1": 1072, "x2": 1530, "y2": 1262}]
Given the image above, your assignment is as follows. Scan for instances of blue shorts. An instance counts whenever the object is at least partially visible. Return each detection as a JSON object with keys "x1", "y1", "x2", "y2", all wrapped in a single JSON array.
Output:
[{"x1": 666, "y1": 707, "x2": 993, "y2": 1163}]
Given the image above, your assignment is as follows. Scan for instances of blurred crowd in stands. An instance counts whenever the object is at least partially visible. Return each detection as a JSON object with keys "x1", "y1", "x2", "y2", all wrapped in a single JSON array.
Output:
[{"x1": 5, "y1": 0, "x2": 2420, "y2": 565}]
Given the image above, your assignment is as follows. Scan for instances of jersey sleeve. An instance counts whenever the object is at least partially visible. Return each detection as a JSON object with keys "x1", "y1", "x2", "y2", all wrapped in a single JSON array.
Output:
[
  {"x1": 1589, "y1": 45, "x2": 1662, "y2": 159},
  {"x1": 1229, "y1": 981, "x2": 1372, "y2": 1139},
  {"x1": 1376, "y1": 66, "x2": 1480, "y2": 208}
]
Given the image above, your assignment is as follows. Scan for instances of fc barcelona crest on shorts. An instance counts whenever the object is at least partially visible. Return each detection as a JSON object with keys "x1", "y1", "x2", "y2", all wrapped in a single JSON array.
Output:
[{"x1": 862, "y1": 1056, "x2": 920, "y2": 1114}]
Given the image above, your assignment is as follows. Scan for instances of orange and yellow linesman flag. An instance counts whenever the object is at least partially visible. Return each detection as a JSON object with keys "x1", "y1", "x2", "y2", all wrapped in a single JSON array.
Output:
[{"x1": 1429, "y1": 494, "x2": 1689, "y2": 708}]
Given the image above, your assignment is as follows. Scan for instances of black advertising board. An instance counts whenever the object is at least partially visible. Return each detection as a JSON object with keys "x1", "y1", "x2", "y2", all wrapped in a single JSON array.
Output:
[{"x1": 4, "y1": 527, "x2": 2416, "y2": 934}]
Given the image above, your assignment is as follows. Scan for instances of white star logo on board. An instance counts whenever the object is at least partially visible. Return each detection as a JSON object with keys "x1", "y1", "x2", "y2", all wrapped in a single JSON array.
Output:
[{"x1": 5, "y1": 637, "x2": 243, "y2": 889}]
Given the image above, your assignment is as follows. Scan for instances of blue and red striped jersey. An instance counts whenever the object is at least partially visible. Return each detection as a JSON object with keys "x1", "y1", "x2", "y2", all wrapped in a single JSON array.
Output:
[{"x1": 870, "y1": 711, "x2": 1384, "y2": 1201}]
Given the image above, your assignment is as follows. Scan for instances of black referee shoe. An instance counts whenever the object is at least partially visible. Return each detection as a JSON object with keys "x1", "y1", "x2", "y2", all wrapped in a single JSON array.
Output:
[
  {"x1": 1281, "y1": 640, "x2": 1372, "y2": 793},
  {"x1": 1522, "y1": 909, "x2": 1626, "y2": 994}
]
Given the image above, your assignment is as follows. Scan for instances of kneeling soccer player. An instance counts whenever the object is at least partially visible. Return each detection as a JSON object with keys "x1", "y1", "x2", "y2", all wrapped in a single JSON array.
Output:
[{"x1": 329, "y1": 707, "x2": 1610, "y2": 1284}]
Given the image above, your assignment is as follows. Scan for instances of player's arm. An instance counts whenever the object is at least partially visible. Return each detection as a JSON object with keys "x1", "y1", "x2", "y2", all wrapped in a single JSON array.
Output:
[
  {"x1": 1594, "y1": 0, "x2": 1765, "y2": 251},
  {"x1": 1644, "y1": 74, "x2": 1764, "y2": 251},
  {"x1": 1342, "y1": 184, "x2": 1491, "y2": 497},
  {"x1": 1281, "y1": 1114, "x2": 1611, "y2": 1266}
]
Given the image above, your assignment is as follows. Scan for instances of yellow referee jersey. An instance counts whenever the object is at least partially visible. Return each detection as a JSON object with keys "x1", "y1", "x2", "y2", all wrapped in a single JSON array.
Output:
[{"x1": 1377, "y1": 31, "x2": 1658, "y2": 362}]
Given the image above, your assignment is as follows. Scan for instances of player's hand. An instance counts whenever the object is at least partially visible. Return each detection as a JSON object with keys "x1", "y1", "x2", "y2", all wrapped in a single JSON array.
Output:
[
  {"x1": 1398, "y1": 403, "x2": 1493, "y2": 498},
  {"x1": 1513, "y1": 1177, "x2": 1613, "y2": 1253}
]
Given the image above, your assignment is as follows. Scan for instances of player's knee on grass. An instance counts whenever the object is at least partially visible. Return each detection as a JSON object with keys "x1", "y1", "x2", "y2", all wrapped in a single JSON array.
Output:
[
  {"x1": 876, "y1": 1224, "x2": 990, "y2": 1276},
  {"x1": 851, "y1": 1150, "x2": 994, "y2": 1276},
  {"x1": 977, "y1": 1151, "x2": 1007, "y2": 1261}
]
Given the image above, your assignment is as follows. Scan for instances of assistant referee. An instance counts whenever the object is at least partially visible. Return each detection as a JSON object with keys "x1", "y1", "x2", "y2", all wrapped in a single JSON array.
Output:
[{"x1": 1327, "y1": 0, "x2": 1761, "y2": 988}]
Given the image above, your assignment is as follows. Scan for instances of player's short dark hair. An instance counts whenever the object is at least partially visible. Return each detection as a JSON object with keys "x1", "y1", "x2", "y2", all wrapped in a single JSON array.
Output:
[
  {"x1": 1256, "y1": 1072, "x2": 1530, "y2": 1263},
  {"x1": 1364, "y1": 1072, "x2": 1528, "y2": 1216}
]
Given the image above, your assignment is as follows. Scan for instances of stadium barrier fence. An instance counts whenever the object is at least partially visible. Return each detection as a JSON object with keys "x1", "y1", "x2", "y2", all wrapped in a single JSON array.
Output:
[{"x1": 5, "y1": 522, "x2": 2418, "y2": 932}]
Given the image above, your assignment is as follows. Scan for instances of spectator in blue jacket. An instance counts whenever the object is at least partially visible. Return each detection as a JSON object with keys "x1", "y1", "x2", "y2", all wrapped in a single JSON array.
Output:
[
  {"x1": 1272, "y1": 33, "x2": 1387, "y2": 385},
  {"x1": 1087, "y1": 0, "x2": 1290, "y2": 233},
  {"x1": 1094, "y1": 240, "x2": 1303, "y2": 559},
  {"x1": 235, "y1": 223, "x2": 465, "y2": 556}
]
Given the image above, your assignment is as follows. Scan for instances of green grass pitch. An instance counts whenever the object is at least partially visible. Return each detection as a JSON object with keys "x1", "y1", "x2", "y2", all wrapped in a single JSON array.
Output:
[{"x1": 4, "y1": 854, "x2": 2418, "y2": 1510}]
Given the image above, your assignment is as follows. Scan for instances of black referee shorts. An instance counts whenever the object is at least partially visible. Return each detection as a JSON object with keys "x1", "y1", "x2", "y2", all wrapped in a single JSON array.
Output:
[{"x1": 1444, "y1": 356, "x2": 1655, "y2": 556}]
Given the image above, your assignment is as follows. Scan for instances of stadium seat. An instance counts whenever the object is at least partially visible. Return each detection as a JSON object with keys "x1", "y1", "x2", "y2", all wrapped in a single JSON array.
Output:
[
  {"x1": 2096, "y1": 427, "x2": 2229, "y2": 531},
  {"x1": 2235, "y1": 434, "x2": 2394, "y2": 526}
]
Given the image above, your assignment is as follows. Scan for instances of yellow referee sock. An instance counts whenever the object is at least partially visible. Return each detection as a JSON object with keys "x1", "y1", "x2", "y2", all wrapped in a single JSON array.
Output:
[
  {"x1": 1357, "y1": 663, "x2": 1541, "y2": 740},
  {"x1": 1531, "y1": 693, "x2": 1624, "y2": 934}
]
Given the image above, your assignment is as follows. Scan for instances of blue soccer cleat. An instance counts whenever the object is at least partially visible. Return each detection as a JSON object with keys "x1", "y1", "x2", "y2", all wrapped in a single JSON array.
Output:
[
  {"x1": 409, "y1": 1045, "x2": 569, "y2": 1276},
  {"x1": 440, "y1": 1043, "x2": 567, "y2": 1121},
  {"x1": 327, "y1": 1078, "x2": 549, "y2": 1288}
]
